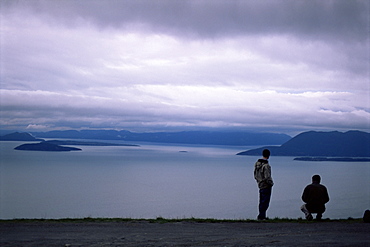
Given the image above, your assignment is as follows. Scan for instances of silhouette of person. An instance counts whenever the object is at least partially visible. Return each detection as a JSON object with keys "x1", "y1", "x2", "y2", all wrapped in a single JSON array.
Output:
[
  {"x1": 254, "y1": 149, "x2": 274, "y2": 220},
  {"x1": 301, "y1": 174, "x2": 329, "y2": 220}
]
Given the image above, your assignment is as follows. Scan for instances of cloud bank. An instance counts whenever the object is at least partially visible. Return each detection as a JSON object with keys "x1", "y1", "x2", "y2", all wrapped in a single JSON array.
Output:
[{"x1": 0, "y1": 0, "x2": 369, "y2": 134}]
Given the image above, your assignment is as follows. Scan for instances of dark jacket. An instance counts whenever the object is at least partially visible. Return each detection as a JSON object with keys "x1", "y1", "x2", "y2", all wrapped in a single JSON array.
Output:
[
  {"x1": 254, "y1": 159, "x2": 274, "y2": 189},
  {"x1": 302, "y1": 182, "x2": 329, "y2": 213}
]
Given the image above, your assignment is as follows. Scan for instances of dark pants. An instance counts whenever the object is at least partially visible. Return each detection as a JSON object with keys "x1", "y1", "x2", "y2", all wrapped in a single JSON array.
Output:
[{"x1": 258, "y1": 187, "x2": 272, "y2": 220}]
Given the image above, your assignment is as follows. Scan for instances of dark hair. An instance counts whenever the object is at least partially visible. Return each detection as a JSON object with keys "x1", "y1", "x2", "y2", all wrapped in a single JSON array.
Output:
[
  {"x1": 262, "y1": 149, "x2": 270, "y2": 158},
  {"x1": 312, "y1": 174, "x2": 321, "y2": 183}
]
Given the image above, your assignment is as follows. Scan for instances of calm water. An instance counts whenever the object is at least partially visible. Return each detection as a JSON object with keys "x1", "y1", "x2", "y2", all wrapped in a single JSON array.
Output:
[{"x1": 0, "y1": 141, "x2": 369, "y2": 220}]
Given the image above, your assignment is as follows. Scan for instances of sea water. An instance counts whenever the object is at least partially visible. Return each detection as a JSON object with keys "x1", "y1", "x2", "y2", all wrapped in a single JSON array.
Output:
[{"x1": 0, "y1": 141, "x2": 369, "y2": 220}]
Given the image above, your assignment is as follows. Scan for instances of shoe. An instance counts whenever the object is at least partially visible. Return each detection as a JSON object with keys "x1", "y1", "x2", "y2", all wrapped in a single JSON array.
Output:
[
  {"x1": 257, "y1": 216, "x2": 266, "y2": 220},
  {"x1": 316, "y1": 214, "x2": 322, "y2": 220}
]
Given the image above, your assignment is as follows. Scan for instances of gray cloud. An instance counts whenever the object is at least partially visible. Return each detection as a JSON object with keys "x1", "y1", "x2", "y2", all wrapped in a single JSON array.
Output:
[
  {"x1": 0, "y1": 0, "x2": 369, "y2": 134},
  {"x1": 3, "y1": 0, "x2": 368, "y2": 40}
]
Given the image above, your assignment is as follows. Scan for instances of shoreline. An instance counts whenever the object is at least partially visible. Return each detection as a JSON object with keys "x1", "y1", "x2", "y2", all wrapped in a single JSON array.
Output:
[{"x1": 0, "y1": 216, "x2": 365, "y2": 223}]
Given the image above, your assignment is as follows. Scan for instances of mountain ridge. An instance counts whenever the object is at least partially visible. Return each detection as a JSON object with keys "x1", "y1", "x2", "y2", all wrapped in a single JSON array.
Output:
[
  {"x1": 0, "y1": 132, "x2": 44, "y2": 141},
  {"x1": 29, "y1": 130, "x2": 291, "y2": 146},
  {"x1": 237, "y1": 130, "x2": 370, "y2": 157}
]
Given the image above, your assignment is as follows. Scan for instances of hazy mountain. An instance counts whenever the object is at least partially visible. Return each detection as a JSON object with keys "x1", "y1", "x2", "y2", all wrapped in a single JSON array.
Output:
[
  {"x1": 0, "y1": 132, "x2": 44, "y2": 141},
  {"x1": 237, "y1": 130, "x2": 370, "y2": 157},
  {"x1": 44, "y1": 140, "x2": 139, "y2": 147},
  {"x1": 31, "y1": 130, "x2": 291, "y2": 146}
]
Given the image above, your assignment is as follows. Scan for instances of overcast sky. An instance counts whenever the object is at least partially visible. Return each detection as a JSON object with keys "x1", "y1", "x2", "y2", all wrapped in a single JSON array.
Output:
[{"x1": 0, "y1": 0, "x2": 369, "y2": 135}]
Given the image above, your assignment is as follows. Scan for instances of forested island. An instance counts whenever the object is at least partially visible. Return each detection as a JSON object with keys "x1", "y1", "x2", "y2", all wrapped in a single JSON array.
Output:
[
  {"x1": 14, "y1": 142, "x2": 82, "y2": 152},
  {"x1": 237, "y1": 130, "x2": 370, "y2": 158},
  {"x1": 13, "y1": 140, "x2": 139, "y2": 152}
]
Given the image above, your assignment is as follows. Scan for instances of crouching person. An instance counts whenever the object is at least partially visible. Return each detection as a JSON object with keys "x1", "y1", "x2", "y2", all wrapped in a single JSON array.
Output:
[{"x1": 301, "y1": 175, "x2": 329, "y2": 220}]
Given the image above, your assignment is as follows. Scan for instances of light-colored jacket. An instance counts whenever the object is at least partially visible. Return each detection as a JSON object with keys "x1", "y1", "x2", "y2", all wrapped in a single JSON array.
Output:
[{"x1": 254, "y1": 159, "x2": 274, "y2": 189}]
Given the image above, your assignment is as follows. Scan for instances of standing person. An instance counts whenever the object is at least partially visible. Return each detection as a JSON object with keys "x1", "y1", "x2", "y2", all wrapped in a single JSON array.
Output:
[
  {"x1": 254, "y1": 149, "x2": 274, "y2": 220},
  {"x1": 301, "y1": 175, "x2": 329, "y2": 221}
]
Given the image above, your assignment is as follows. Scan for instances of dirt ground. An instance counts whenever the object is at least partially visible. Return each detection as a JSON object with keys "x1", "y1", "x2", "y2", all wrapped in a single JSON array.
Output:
[{"x1": 1, "y1": 220, "x2": 369, "y2": 246}]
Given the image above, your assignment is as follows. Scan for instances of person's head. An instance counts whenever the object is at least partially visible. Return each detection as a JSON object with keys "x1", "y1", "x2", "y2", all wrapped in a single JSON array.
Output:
[
  {"x1": 312, "y1": 174, "x2": 321, "y2": 183},
  {"x1": 262, "y1": 149, "x2": 270, "y2": 159}
]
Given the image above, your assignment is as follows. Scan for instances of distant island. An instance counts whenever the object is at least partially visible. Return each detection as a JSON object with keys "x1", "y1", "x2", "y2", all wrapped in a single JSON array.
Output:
[
  {"x1": 237, "y1": 130, "x2": 370, "y2": 158},
  {"x1": 294, "y1": 157, "x2": 370, "y2": 162},
  {"x1": 14, "y1": 140, "x2": 139, "y2": 152},
  {"x1": 14, "y1": 142, "x2": 81, "y2": 152}
]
